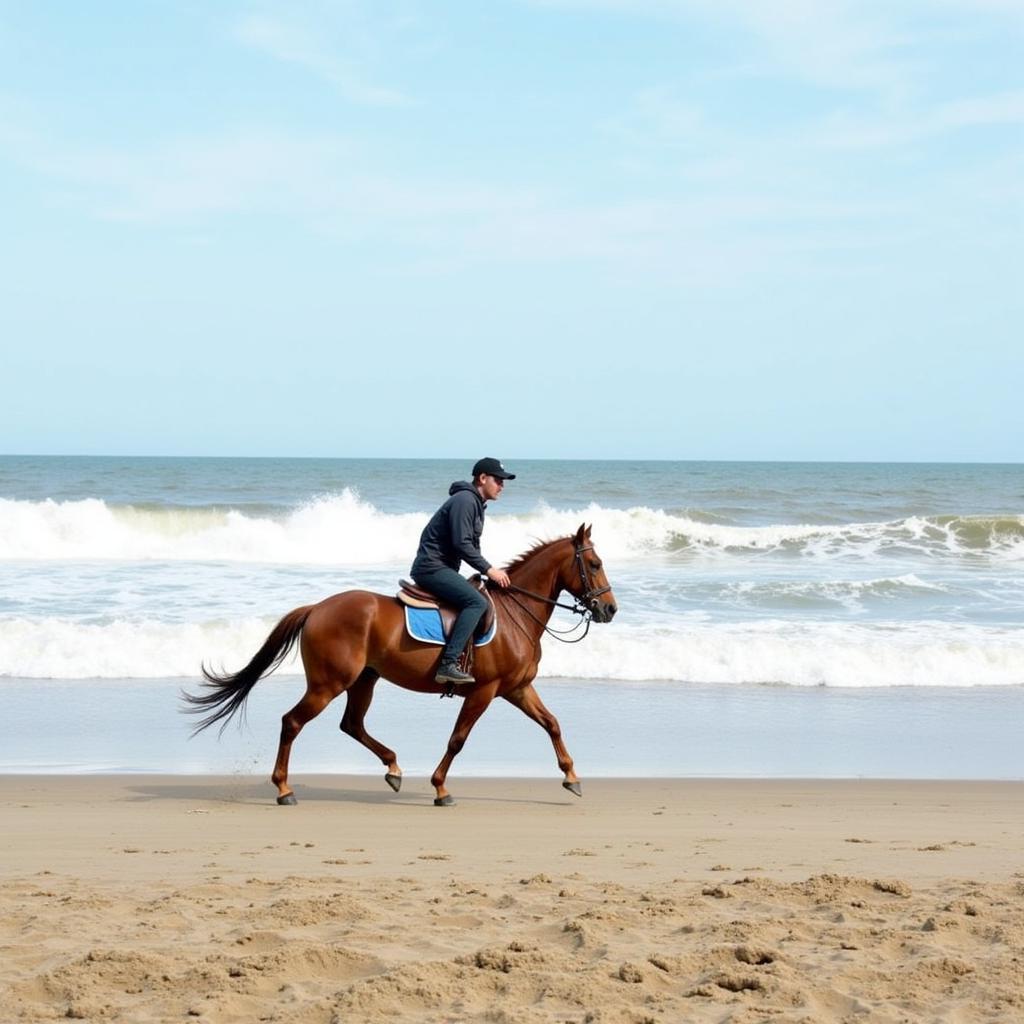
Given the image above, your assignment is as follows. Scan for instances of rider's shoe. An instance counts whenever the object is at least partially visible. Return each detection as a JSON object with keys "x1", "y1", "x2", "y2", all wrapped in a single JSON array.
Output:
[{"x1": 435, "y1": 659, "x2": 475, "y2": 685}]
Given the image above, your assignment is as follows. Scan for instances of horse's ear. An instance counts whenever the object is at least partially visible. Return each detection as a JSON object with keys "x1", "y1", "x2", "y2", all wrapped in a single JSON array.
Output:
[
  {"x1": 574, "y1": 523, "x2": 586, "y2": 546},
  {"x1": 585, "y1": 524, "x2": 592, "y2": 538}
]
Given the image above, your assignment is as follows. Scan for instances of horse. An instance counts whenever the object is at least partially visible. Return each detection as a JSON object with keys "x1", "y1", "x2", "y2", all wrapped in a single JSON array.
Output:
[{"x1": 182, "y1": 524, "x2": 617, "y2": 806}]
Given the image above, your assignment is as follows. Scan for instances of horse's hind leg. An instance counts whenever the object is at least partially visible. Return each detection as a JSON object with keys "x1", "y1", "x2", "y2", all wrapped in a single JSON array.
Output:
[
  {"x1": 339, "y1": 669, "x2": 403, "y2": 791},
  {"x1": 271, "y1": 679, "x2": 336, "y2": 805},
  {"x1": 503, "y1": 683, "x2": 581, "y2": 796}
]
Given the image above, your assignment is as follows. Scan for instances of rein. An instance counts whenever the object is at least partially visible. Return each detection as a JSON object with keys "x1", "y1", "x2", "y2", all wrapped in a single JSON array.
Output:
[
  {"x1": 500, "y1": 587, "x2": 593, "y2": 644},
  {"x1": 491, "y1": 543, "x2": 606, "y2": 645}
]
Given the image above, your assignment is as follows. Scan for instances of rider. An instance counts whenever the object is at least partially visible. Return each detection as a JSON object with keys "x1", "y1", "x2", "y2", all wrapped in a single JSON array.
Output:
[{"x1": 411, "y1": 457, "x2": 514, "y2": 685}]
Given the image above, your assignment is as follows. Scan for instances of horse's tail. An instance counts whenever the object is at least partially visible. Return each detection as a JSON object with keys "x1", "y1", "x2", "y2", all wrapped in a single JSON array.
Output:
[{"x1": 182, "y1": 605, "x2": 315, "y2": 736}]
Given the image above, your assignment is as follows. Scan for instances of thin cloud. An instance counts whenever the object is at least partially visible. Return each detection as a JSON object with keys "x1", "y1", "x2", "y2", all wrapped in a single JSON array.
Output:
[
  {"x1": 0, "y1": 117, "x2": 354, "y2": 225},
  {"x1": 0, "y1": 117, "x2": 883, "y2": 283},
  {"x1": 529, "y1": 0, "x2": 920, "y2": 98},
  {"x1": 819, "y1": 89, "x2": 1024, "y2": 149},
  {"x1": 940, "y1": 91, "x2": 1024, "y2": 131},
  {"x1": 602, "y1": 87, "x2": 706, "y2": 148},
  {"x1": 233, "y1": 13, "x2": 413, "y2": 107}
]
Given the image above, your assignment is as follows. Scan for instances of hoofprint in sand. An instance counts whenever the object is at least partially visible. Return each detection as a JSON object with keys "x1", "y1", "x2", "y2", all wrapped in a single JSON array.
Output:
[{"x1": 2, "y1": 776, "x2": 1022, "y2": 1023}]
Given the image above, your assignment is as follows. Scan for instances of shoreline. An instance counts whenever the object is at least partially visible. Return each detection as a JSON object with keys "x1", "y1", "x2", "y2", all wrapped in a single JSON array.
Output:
[
  {"x1": 4, "y1": 775, "x2": 1023, "y2": 1022},
  {"x1": 4, "y1": 679, "x2": 1024, "y2": 779}
]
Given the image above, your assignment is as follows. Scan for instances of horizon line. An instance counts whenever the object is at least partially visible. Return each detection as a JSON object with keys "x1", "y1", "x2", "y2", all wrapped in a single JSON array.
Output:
[{"x1": 2, "y1": 452, "x2": 1021, "y2": 467}]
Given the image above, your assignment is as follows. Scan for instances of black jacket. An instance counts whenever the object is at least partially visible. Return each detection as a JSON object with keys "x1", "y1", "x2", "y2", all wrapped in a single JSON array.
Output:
[{"x1": 411, "y1": 481, "x2": 492, "y2": 577}]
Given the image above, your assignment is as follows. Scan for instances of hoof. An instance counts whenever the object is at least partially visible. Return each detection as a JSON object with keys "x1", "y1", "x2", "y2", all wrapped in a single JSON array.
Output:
[
  {"x1": 433, "y1": 795, "x2": 456, "y2": 807},
  {"x1": 562, "y1": 780, "x2": 582, "y2": 798},
  {"x1": 276, "y1": 792, "x2": 298, "y2": 806},
  {"x1": 385, "y1": 773, "x2": 402, "y2": 793}
]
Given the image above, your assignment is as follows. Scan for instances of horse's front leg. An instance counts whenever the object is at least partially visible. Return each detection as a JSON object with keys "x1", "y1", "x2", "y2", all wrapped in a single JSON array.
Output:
[
  {"x1": 503, "y1": 683, "x2": 581, "y2": 796},
  {"x1": 430, "y1": 685, "x2": 497, "y2": 806}
]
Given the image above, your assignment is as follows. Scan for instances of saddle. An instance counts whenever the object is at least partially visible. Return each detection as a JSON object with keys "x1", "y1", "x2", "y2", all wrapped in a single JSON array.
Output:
[{"x1": 396, "y1": 577, "x2": 497, "y2": 644}]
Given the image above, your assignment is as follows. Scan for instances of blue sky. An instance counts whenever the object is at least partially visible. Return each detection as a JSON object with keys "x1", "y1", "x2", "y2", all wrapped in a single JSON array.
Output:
[{"x1": 1, "y1": 1, "x2": 1021, "y2": 461}]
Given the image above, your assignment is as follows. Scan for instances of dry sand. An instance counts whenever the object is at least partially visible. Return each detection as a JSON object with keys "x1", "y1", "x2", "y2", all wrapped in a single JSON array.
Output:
[{"x1": 2, "y1": 775, "x2": 1023, "y2": 1023}]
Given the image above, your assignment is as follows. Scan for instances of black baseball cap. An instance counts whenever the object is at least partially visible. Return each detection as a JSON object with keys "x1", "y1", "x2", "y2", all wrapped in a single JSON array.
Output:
[{"x1": 472, "y1": 457, "x2": 516, "y2": 480}]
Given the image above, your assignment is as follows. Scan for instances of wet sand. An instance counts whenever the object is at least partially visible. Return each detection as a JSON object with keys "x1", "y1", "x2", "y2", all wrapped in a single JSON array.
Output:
[{"x1": 3, "y1": 775, "x2": 1023, "y2": 1022}]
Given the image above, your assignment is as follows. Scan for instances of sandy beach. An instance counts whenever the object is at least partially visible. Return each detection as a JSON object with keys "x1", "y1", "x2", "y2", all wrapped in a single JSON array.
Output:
[{"x1": 2, "y1": 775, "x2": 1022, "y2": 1023}]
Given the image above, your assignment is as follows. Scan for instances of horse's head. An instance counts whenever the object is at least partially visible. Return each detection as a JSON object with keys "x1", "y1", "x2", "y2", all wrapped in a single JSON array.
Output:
[{"x1": 564, "y1": 523, "x2": 618, "y2": 623}]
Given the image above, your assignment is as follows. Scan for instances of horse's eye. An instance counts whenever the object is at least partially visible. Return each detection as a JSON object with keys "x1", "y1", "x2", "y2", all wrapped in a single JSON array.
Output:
[{"x1": 591, "y1": 561, "x2": 602, "y2": 572}]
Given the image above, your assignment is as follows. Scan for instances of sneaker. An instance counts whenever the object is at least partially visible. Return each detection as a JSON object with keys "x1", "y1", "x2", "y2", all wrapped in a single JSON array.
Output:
[{"x1": 435, "y1": 660, "x2": 475, "y2": 685}]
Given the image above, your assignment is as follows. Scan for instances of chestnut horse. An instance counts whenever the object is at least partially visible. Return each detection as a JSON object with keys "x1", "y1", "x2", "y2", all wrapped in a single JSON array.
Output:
[{"x1": 183, "y1": 525, "x2": 617, "y2": 806}]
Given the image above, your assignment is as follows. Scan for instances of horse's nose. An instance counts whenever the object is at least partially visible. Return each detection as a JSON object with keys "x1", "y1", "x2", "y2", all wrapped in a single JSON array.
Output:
[{"x1": 605, "y1": 601, "x2": 617, "y2": 621}]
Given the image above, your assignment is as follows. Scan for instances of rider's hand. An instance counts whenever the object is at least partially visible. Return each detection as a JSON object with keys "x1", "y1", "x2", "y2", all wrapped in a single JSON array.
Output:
[{"x1": 487, "y1": 567, "x2": 511, "y2": 588}]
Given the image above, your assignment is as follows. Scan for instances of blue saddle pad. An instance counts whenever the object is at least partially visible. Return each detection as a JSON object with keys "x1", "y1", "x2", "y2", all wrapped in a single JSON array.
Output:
[{"x1": 404, "y1": 606, "x2": 496, "y2": 647}]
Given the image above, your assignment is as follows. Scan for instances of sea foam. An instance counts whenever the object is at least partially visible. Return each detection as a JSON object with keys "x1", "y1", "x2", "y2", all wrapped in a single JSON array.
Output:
[
  {"x1": 2, "y1": 615, "x2": 1020, "y2": 687},
  {"x1": 1, "y1": 493, "x2": 1021, "y2": 564}
]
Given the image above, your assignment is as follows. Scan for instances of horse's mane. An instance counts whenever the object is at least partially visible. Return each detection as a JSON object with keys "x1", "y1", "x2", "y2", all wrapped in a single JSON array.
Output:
[{"x1": 505, "y1": 535, "x2": 572, "y2": 576}]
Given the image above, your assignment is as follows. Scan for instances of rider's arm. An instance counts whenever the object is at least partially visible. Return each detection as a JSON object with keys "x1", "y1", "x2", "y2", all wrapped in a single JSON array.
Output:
[
  {"x1": 448, "y1": 493, "x2": 491, "y2": 574},
  {"x1": 486, "y1": 566, "x2": 511, "y2": 587}
]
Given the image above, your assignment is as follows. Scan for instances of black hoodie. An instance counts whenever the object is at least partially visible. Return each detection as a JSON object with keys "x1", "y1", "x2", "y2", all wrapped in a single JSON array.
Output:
[{"x1": 410, "y1": 481, "x2": 492, "y2": 577}]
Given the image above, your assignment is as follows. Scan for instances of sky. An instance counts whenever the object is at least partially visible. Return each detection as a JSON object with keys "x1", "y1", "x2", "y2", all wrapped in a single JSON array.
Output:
[{"x1": 1, "y1": 1, "x2": 1021, "y2": 462}]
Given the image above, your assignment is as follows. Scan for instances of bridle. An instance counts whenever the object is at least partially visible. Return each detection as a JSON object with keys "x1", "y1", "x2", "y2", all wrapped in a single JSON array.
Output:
[
  {"x1": 494, "y1": 542, "x2": 611, "y2": 644},
  {"x1": 570, "y1": 543, "x2": 612, "y2": 613}
]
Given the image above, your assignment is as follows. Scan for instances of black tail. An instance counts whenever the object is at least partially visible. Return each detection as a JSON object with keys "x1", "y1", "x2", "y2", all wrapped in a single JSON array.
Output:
[{"x1": 182, "y1": 605, "x2": 314, "y2": 736}]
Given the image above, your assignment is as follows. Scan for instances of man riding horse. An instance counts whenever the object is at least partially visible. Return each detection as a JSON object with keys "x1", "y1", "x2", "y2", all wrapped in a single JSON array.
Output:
[{"x1": 185, "y1": 460, "x2": 618, "y2": 806}]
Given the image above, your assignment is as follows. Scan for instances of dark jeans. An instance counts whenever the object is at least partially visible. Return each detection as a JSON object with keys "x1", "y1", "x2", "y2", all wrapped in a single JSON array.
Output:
[{"x1": 412, "y1": 567, "x2": 489, "y2": 662}]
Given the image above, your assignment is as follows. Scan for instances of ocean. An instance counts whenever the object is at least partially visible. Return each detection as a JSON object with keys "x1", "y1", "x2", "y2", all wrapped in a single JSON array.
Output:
[{"x1": 2, "y1": 456, "x2": 1022, "y2": 777}]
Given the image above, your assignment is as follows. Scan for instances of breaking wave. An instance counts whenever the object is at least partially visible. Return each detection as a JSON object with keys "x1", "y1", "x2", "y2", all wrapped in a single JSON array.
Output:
[{"x1": 1, "y1": 493, "x2": 1021, "y2": 565}]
